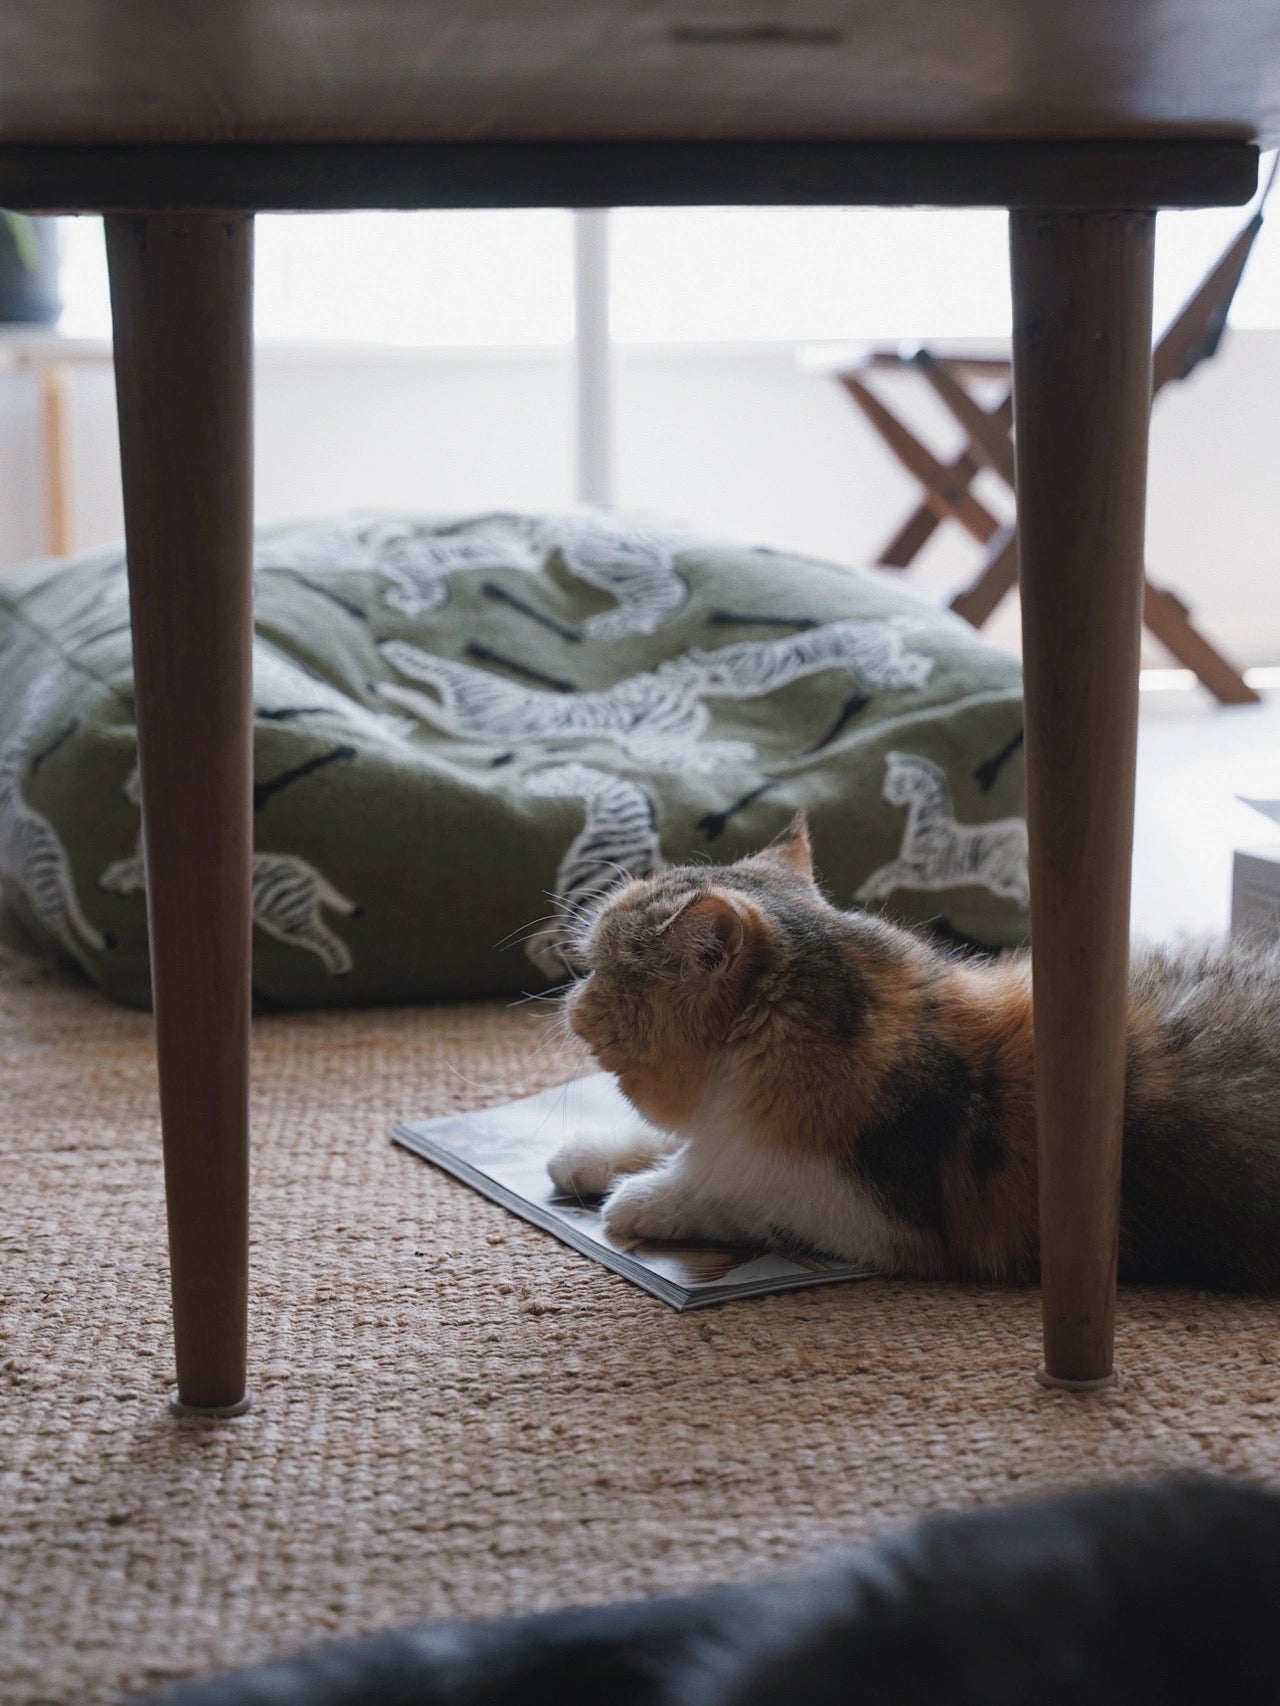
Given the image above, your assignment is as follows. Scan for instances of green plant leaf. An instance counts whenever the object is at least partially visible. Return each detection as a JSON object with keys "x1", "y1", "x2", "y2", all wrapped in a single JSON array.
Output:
[{"x1": 2, "y1": 211, "x2": 40, "y2": 271}]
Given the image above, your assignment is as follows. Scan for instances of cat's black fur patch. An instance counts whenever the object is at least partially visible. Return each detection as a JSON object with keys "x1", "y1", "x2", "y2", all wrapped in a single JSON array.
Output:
[
  {"x1": 967, "y1": 1058, "x2": 1007, "y2": 1184},
  {"x1": 718, "y1": 871, "x2": 870, "y2": 1044},
  {"x1": 1121, "y1": 1097, "x2": 1280, "y2": 1291},
  {"x1": 815, "y1": 960, "x2": 871, "y2": 1045},
  {"x1": 851, "y1": 1040, "x2": 994, "y2": 1236}
]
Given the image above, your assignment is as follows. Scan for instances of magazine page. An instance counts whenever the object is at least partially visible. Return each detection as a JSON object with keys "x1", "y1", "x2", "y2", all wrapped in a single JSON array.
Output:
[{"x1": 394, "y1": 1073, "x2": 878, "y2": 1309}]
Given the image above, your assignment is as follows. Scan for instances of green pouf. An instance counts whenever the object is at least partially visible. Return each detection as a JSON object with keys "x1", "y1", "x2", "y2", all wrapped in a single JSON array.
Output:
[{"x1": 0, "y1": 511, "x2": 1027, "y2": 1008}]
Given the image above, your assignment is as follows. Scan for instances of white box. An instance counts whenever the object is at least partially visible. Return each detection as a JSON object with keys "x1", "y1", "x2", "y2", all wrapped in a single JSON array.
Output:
[{"x1": 1232, "y1": 799, "x2": 1280, "y2": 944}]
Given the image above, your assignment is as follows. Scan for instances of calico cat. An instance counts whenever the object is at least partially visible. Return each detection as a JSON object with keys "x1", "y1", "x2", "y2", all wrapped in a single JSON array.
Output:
[
  {"x1": 547, "y1": 813, "x2": 1280, "y2": 1289},
  {"x1": 149, "y1": 1480, "x2": 1280, "y2": 1704}
]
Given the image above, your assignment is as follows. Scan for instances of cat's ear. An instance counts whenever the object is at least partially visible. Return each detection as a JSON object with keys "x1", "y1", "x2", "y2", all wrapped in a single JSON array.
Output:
[
  {"x1": 760, "y1": 809, "x2": 814, "y2": 879},
  {"x1": 659, "y1": 892, "x2": 745, "y2": 983}
]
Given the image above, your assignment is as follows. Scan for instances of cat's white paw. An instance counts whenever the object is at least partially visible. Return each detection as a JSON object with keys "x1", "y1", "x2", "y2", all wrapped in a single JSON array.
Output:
[
  {"x1": 602, "y1": 1167, "x2": 728, "y2": 1247},
  {"x1": 547, "y1": 1132, "x2": 625, "y2": 1200},
  {"x1": 547, "y1": 1124, "x2": 676, "y2": 1202}
]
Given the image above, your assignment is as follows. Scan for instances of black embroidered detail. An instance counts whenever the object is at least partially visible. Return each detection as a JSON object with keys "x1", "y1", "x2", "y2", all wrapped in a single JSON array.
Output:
[
  {"x1": 697, "y1": 780, "x2": 778, "y2": 841},
  {"x1": 974, "y1": 727, "x2": 1024, "y2": 792},
  {"x1": 481, "y1": 581, "x2": 581, "y2": 643},
  {"x1": 705, "y1": 610, "x2": 818, "y2": 631},
  {"x1": 464, "y1": 643, "x2": 576, "y2": 694},
  {"x1": 29, "y1": 719, "x2": 79, "y2": 776},
  {"x1": 257, "y1": 706, "x2": 341, "y2": 723},
  {"x1": 278, "y1": 570, "x2": 368, "y2": 620},
  {"x1": 254, "y1": 744, "x2": 357, "y2": 812},
  {"x1": 800, "y1": 692, "x2": 869, "y2": 756}
]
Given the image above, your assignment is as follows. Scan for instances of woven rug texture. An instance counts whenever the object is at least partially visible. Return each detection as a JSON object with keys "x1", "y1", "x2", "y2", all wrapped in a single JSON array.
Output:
[{"x1": 3, "y1": 947, "x2": 1279, "y2": 1705}]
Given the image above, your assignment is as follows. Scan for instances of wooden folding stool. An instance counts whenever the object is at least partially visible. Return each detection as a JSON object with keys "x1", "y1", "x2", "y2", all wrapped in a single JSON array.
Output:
[{"x1": 838, "y1": 163, "x2": 1277, "y2": 704}]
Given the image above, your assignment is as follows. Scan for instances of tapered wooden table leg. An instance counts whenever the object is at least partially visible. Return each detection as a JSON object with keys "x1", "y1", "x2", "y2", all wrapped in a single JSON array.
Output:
[
  {"x1": 1010, "y1": 209, "x2": 1155, "y2": 1389},
  {"x1": 106, "y1": 213, "x2": 255, "y2": 1414}
]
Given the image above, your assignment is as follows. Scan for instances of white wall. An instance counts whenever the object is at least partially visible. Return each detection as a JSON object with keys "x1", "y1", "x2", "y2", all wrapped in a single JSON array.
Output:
[{"x1": 1, "y1": 331, "x2": 1277, "y2": 665}]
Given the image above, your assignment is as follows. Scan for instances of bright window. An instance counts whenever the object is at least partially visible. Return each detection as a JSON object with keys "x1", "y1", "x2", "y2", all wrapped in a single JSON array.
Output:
[
  {"x1": 55, "y1": 166, "x2": 1280, "y2": 347},
  {"x1": 56, "y1": 209, "x2": 574, "y2": 345},
  {"x1": 610, "y1": 200, "x2": 1280, "y2": 341}
]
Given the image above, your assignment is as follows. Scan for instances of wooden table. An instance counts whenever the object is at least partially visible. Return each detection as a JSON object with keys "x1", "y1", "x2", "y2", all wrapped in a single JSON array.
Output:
[{"x1": 2, "y1": 0, "x2": 1277, "y2": 1412}]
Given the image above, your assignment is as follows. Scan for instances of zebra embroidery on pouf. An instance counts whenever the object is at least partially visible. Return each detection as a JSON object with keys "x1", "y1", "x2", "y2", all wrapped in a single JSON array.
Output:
[
  {"x1": 378, "y1": 615, "x2": 933, "y2": 771},
  {"x1": 856, "y1": 751, "x2": 1029, "y2": 909},
  {"x1": 253, "y1": 645, "x2": 416, "y2": 745},
  {"x1": 100, "y1": 768, "x2": 361, "y2": 975},
  {"x1": 0, "y1": 674, "x2": 106, "y2": 965},
  {"x1": 252, "y1": 512, "x2": 694, "y2": 636},
  {"x1": 255, "y1": 516, "x2": 543, "y2": 619},
  {"x1": 532, "y1": 515, "x2": 692, "y2": 638},
  {"x1": 521, "y1": 762, "x2": 665, "y2": 975},
  {"x1": 671, "y1": 615, "x2": 933, "y2": 696},
  {"x1": 379, "y1": 644, "x2": 753, "y2": 772}
]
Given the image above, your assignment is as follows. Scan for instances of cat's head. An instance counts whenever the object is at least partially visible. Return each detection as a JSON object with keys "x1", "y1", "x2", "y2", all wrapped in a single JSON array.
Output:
[{"x1": 564, "y1": 812, "x2": 878, "y2": 1120}]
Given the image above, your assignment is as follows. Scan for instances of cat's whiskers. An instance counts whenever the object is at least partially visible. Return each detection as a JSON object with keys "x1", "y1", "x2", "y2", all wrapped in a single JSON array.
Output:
[
  {"x1": 442, "y1": 1060, "x2": 513, "y2": 1095},
  {"x1": 443, "y1": 1026, "x2": 583, "y2": 1100},
  {"x1": 499, "y1": 874, "x2": 630, "y2": 963},
  {"x1": 591, "y1": 859, "x2": 640, "y2": 891},
  {"x1": 508, "y1": 988, "x2": 566, "y2": 1005},
  {"x1": 520, "y1": 996, "x2": 592, "y2": 1070},
  {"x1": 545, "y1": 887, "x2": 607, "y2": 925},
  {"x1": 493, "y1": 912, "x2": 567, "y2": 952}
]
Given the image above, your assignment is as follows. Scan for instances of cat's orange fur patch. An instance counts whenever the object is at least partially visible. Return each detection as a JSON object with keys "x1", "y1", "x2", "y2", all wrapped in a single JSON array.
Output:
[{"x1": 938, "y1": 958, "x2": 1039, "y2": 1278}]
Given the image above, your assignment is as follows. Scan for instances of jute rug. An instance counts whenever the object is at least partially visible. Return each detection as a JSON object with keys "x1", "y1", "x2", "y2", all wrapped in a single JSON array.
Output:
[{"x1": 3, "y1": 945, "x2": 1279, "y2": 1706}]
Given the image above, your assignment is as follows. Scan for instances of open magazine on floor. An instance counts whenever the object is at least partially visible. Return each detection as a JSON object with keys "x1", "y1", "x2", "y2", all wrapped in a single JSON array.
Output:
[{"x1": 393, "y1": 1072, "x2": 879, "y2": 1310}]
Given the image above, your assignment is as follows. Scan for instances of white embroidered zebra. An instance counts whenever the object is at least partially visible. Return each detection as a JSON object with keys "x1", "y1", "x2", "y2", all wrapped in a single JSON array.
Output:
[
  {"x1": 520, "y1": 762, "x2": 665, "y2": 975},
  {"x1": 254, "y1": 515, "x2": 542, "y2": 618},
  {"x1": 253, "y1": 644, "x2": 416, "y2": 745},
  {"x1": 100, "y1": 768, "x2": 360, "y2": 975},
  {"x1": 532, "y1": 515, "x2": 692, "y2": 638},
  {"x1": 255, "y1": 511, "x2": 694, "y2": 636},
  {"x1": 378, "y1": 643, "x2": 755, "y2": 772},
  {"x1": 377, "y1": 614, "x2": 933, "y2": 771},
  {"x1": 670, "y1": 615, "x2": 934, "y2": 696},
  {"x1": 856, "y1": 751, "x2": 1029, "y2": 908},
  {"x1": 0, "y1": 674, "x2": 106, "y2": 965},
  {"x1": 243, "y1": 852, "x2": 360, "y2": 975}
]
